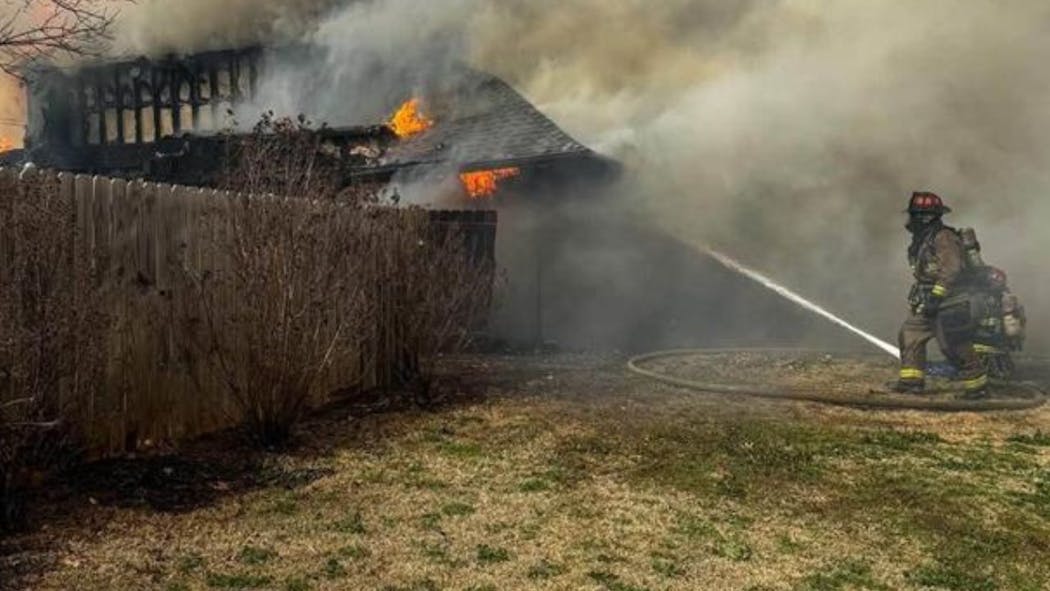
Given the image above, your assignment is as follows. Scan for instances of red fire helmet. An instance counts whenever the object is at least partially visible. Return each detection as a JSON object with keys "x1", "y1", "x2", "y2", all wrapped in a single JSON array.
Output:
[{"x1": 906, "y1": 192, "x2": 952, "y2": 215}]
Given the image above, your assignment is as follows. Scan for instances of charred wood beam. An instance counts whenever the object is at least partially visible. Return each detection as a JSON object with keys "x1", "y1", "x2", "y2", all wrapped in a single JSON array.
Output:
[
  {"x1": 113, "y1": 67, "x2": 124, "y2": 145},
  {"x1": 228, "y1": 55, "x2": 240, "y2": 103},
  {"x1": 189, "y1": 66, "x2": 201, "y2": 130},
  {"x1": 151, "y1": 68, "x2": 162, "y2": 142},
  {"x1": 248, "y1": 58, "x2": 258, "y2": 98},
  {"x1": 134, "y1": 78, "x2": 146, "y2": 144},
  {"x1": 94, "y1": 75, "x2": 104, "y2": 144},
  {"x1": 171, "y1": 69, "x2": 182, "y2": 135},
  {"x1": 78, "y1": 77, "x2": 90, "y2": 145},
  {"x1": 209, "y1": 67, "x2": 220, "y2": 127}
]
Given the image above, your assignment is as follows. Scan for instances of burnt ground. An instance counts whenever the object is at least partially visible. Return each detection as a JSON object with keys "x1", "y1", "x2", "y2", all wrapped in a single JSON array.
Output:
[{"x1": 2, "y1": 352, "x2": 1050, "y2": 591}]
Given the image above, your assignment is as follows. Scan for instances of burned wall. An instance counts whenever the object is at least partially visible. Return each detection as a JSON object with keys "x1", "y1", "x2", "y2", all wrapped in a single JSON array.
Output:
[{"x1": 28, "y1": 47, "x2": 262, "y2": 168}]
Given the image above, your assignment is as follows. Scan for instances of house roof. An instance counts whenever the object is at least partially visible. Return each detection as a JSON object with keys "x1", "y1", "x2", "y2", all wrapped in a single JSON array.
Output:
[{"x1": 377, "y1": 69, "x2": 615, "y2": 176}]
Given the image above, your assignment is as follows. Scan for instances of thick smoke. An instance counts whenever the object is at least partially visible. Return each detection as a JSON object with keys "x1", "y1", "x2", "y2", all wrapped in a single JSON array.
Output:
[
  {"x1": 239, "y1": 0, "x2": 473, "y2": 127},
  {"x1": 467, "y1": 0, "x2": 1050, "y2": 351},
  {"x1": 111, "y1": 0, "x2": 337, "y2": 56},
  {"x1": 108, "y1": 0, "x2": 1050, "y2": 352}
]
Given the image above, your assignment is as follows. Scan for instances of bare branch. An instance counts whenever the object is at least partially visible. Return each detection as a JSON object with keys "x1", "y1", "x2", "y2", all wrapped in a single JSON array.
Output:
[
  {"x1": 0, "y1": 397, "x2": 35, "y2": 411},
  {"x1": 3, "y1": 419, "x2": 61, "y2": 429},
  {"x1": 0, "y1": 0, "x2": 127, "y2": 78}
]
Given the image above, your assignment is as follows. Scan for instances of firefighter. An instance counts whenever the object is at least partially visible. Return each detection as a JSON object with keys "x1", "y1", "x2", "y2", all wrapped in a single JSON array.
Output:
[{"x1": 896, "y1": 192, "x2": 989, "y2": 398}]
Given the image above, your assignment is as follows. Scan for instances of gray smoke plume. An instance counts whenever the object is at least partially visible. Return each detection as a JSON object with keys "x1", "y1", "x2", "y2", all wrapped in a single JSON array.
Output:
[
  {"x1": 111, "y1": 0, "x2": 336, "y2": 56},
  {"x1": 467, "y1": 0, "x2": 1050, "y2": 351},
  {"x1": 108, "y1": 0, "x2": 1050, "y2": 352}
]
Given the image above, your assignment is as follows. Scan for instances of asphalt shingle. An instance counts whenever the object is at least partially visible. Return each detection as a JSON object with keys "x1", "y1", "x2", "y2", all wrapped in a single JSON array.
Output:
[{"x1": 381, "y1": 69, "x2": 594, "y2": 171}]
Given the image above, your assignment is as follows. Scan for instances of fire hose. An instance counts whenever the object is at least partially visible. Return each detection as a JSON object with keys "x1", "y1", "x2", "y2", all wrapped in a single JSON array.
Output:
[{"x1": 627, "y1": 349, "x2": 1048, "y2": 412}]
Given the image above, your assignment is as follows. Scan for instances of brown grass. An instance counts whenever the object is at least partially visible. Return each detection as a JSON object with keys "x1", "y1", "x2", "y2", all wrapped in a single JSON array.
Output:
[{"x1": 6, "y1": 353, "x2": 1049, "y2": 590}]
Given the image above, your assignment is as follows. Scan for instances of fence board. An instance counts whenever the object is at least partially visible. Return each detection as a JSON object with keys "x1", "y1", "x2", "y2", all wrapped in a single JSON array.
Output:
[
  {"x1": 141, "y1": 182, "x2": 157, "y2": 289},
  {"x1": 2, "y1": 170, "x2": 497, "y2": 458},
  {"x1": 0, "y1": 169, "x2": 16, "y2": 286}
]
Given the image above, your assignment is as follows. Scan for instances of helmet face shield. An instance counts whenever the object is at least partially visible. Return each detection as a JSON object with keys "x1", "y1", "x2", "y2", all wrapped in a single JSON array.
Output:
[{"x1": 906, "y1": 212, "x2": 940, "y2": 233}]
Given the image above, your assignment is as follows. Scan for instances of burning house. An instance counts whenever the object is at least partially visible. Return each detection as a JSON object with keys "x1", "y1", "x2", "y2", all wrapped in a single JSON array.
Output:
[
  {"x1": 13, "y1": 45, "x2": 619, "y2": 201},
  {"x1": 3, "y1": 44, "x2": 622, "y2": 348}
]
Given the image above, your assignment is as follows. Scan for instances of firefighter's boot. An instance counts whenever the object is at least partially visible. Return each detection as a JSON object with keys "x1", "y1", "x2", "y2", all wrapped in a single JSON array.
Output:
[
  {"x1": 959, "y1": 373, "x2": 990, "y2": 400},
  {"x1": 894, "y1": 367, "x2": 926, "y2": 394}
]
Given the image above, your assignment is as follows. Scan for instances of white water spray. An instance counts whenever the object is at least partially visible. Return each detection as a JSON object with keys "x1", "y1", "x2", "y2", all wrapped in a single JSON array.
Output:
[{"x1": 704, "y1": 247, "x2": 901, "y2": 360}]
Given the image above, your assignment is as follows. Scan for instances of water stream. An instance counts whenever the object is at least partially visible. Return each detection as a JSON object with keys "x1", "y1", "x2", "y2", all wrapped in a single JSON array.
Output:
[{"x1": 704, "y1": 247, "x2": 901, "y2": 360}]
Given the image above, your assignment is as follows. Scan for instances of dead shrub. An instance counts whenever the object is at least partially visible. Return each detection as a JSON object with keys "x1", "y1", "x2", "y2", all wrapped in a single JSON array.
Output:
[
  {"x1": 175, "y1": 115, "x2": 378, "y2": 445},
  {"x1": 179, "y1": 195, "x2": 375, "y2": 446},
  {"x1": 175, "y1": 115, "x2": 495, "y2": 443},
  {"x1": 0, "y1": 170, "x2": 109, "y2": 530},
  {"x1": 378, "y1": 213, "x2": 496, "y2": 404}
]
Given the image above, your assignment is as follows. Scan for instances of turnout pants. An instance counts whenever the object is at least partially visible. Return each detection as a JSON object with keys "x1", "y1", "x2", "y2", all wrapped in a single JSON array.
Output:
[{"x1": 898, "y1": 307, "x2": 987, "y2": 392}]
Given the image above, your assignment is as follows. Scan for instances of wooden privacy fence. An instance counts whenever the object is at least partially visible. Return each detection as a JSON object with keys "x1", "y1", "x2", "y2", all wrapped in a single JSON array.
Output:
[{"x1": 0, "y1": 168, "x2": 496, "y2": 456}]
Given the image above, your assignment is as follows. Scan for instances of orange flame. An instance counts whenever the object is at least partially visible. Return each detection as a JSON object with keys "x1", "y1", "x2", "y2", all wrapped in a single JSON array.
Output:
[
  {"x1": 388, "y1": 98, "x2": 434, "y2": 138},
  {"x1": 459, "y1": 167, "x2": 521, "y2": 199},
  {"x1": 1, "y1": 73, "x2": 24, "y2": 151}
]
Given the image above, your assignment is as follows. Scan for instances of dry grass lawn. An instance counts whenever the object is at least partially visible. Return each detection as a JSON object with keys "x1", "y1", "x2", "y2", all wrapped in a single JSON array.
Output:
[{"x1": 3, "y1": 353, "x2": 1050, "y2": 591}]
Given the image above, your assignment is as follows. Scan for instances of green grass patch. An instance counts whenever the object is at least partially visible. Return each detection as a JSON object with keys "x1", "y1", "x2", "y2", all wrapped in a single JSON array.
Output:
[
  {"x1": 237, "y1": 545, "x2": 276, "y2": 566},
  {"x1": 818, "y1": 455, "x2": 1050, "y2": 591},
  {"x1": 176, "y1": 552, "x2": 205, "y2": 575},
  {"x1": 1006, "y1": 431, "x2": 1050, "y2": 446},
  {"x1": 526, "y1": 558, "x2": 567, "y2": 580},
  {"x1": 905, "y1": 564, "x2": 996, "y2": 591},
  {"x1": 587, "y1": 570, "x2": 651, "y2": 591},
  {"x1": 322, "y1": 557, "x2": 346, "y2": 579},
  {"x1": 419, "y1": 541, "x2": 464, "y2": 568},
  {"x1": 333, "y1": 511, "x2": 367, "y2": 534},
  {"x1": 650, "y1": 555, "x2": 684, "y2": 578},
  {"x1": 596, "y1": 552, "x2": 626, "y2": 564},
  {"x1": 437, "y1": 441, "x2": 484, "y2": 459},
  {"x1": 1009, "y1": 471, "x2": 1050, "y2": 519},
  {"x1": 400, "y1": 462, "x2": 451, "y2": 491},
  {"x1": 260, "y1": 492, "x2": 300, "y2": 516},
  {"x1": 712, "y1": 536, "x2": 752, "y2": 562},
  {"x1": 205, "y1": 572, "x2": 273, "y2": 589},
  {"x1": 776, "y1": 533, "x2": 805, "y2": 554},
  {"x1": 380, "y1": 579, "x2": 441, "y2": 591},
  {"x1": 630, "y1": 420, "x2": 828, "y2": 500},
  {"x1": 421, "y1": 542, "x2": 449, "y2": 565},
  {"x1": 672, "y1": 513, "x2": 751, "y2": 561},
  {"x1": 476, "y1": 544, "x2": 511, "y2": 564},
  {"x1": 673, "y1": 514, "x2": 717, "y2": 540},
  {"x1": 420, "y1": 512, "x2": 442, "y2": 531},
  {"x1": 337, "y1": 544, "x2": 371, "y2": 560},
  {"x1": 518, "y1": 477, "x2": 552, "y2": 492},
  {"x1": 284, "y1": 578, "x2": 311, "y2": 591},
  {"x1": 935, "y1": 445, "x2": 1037, "y2": 474},
  {"x1": 797, "y1": 559, "x2": 889, "y2": 590},
  {"x1": 858, "y1": 429, "x2": 942, "y2": 452},
  {"x1": 440, "y1": 502, "x2": 475, "y2": 517},
  {"x1": 548, "y1": 434, "x2": 617, "y2": 487}
]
